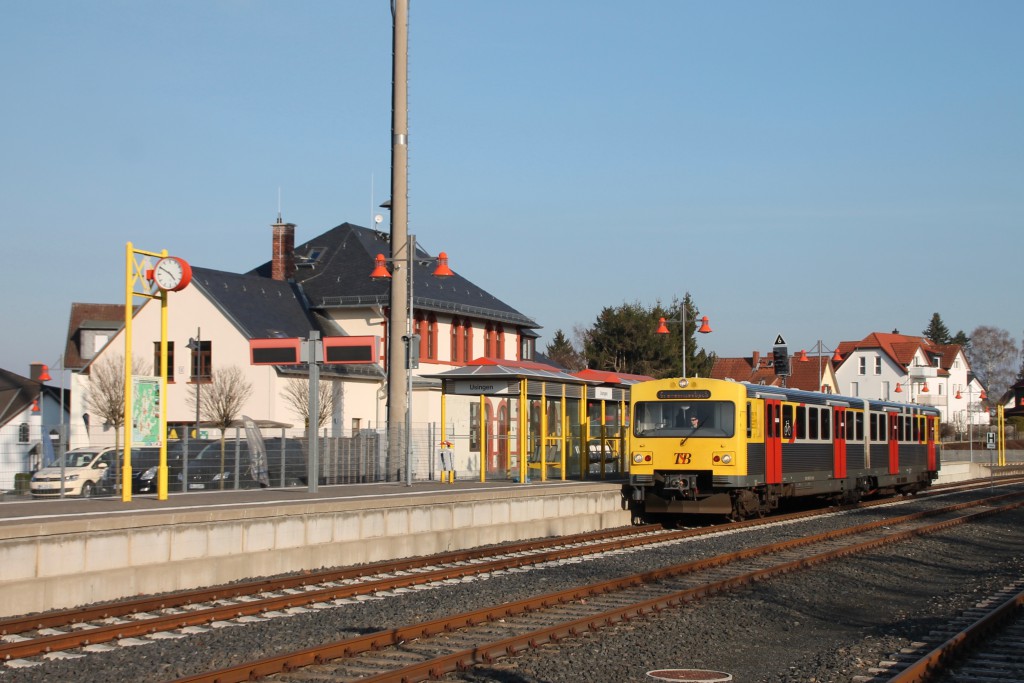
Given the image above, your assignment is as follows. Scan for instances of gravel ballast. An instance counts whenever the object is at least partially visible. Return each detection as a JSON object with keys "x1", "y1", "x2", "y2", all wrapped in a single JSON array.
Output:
[{"x1": 4, "y1": 489, "x2": 1023, "y2": 683}]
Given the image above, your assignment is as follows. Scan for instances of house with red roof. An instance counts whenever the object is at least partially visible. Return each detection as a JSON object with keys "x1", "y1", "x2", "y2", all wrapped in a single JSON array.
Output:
[
  {"x1": 711, "y1": 333, "x2": 985, "y2": 431},
  {"x1": 710, "y1": 349, "x2": 839, "y2": 393},
  {"x1": 832, "y1": 332, "x2": 985, "y2": 428}
]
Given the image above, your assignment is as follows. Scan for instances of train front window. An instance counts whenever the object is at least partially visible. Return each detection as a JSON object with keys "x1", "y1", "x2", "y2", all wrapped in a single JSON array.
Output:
[{"x1": 633, "y1": 401, "x2": 735, "y2": 438}]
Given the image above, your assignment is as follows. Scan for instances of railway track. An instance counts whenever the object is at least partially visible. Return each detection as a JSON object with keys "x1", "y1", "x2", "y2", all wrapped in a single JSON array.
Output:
[
  {"x1": 857, "y1": 579, "x2": 1024, "y2": 682},
  {"x1": 164, "y1": 492, "x2": 1024, "y2": 682},
  {"x1": 0, "y1": 489, "x2": 939, "y2": 664},
  {"x1": 3, "y1": 479, "x2": 1020, "y2": 678}
]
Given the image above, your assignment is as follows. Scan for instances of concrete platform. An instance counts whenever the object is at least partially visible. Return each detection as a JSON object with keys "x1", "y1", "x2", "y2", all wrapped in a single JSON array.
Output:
[{"x1": 0, "y1": 480, "x2": 630, "y2": 618}]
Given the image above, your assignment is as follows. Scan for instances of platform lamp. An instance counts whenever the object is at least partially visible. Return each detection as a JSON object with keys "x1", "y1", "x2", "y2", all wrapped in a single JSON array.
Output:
[
  {"x1": 955, "y1": 385, "x2": 987, "y2": 462},
  {"x1": 796, "y1": 342, "x2": 844, "y2": 392},
  {"x1": 894, "y1": 378, "x2": 930, "y2": 402},
  {"x1": 371, "y1": 234, "x2": 453, "y2": 486},
  {"x1": 656, "y1": 307, "x2": 711, "y2": 380}
]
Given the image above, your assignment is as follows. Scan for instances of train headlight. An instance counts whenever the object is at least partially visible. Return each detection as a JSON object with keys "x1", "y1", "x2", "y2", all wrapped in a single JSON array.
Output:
[
  {"x1": 713, "y1": 452, "x2": 734, "y2": 465},
  {"x1": 632, "y1": 453, "x2": 644, "y2": 464},
  {"x1": 721, "y1": 454, "x2": 732, "y2": 464}
]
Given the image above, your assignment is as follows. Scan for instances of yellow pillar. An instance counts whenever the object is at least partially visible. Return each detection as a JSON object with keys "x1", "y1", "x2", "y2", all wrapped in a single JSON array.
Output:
[
  {"x1": 123, "y1": 243, "x2": 134, "y2": 502},
  {"x1": 519, "y1": 378, "x2": 527, "y2": 484}
]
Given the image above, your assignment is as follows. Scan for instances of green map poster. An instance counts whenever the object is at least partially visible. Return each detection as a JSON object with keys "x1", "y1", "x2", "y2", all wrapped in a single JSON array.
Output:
[{"x1": 132, "y1": 376, "x2": 161, "y2": 447}]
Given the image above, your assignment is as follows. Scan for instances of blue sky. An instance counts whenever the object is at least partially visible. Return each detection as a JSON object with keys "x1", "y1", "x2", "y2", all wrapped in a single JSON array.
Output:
[{"x1": 3, "y1": 1, "x2": 1022, "y2": 378}]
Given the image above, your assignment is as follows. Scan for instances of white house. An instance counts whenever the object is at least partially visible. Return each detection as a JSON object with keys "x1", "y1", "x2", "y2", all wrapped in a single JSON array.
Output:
[
  {"x1": 66, "y1": 219, "x2": 542, "y2": 476},
  {"x1": 833, "y1": 331, "x2": 988, "y2": 431},
  {"x1": 0, "y1": 364, "x2": 68, "y2": 491}
]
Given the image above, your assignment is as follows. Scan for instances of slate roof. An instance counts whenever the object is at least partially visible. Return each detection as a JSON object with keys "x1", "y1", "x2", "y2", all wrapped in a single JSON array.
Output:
[
  {"x1": 0, "y1": 368, "x2": 41, "y2": 428},
  {"x1": 249, "y1": 223, "x2": 538, "y2": 329},
  {"x1": 190, "y1": 266, "x2": 383, "y2": 379},
  {"x1": 191, "y1": 267, "x2": 318, "y2": 340},
  {"x1": 425, "y1": 358, "x2": 590, "y2": 384}
]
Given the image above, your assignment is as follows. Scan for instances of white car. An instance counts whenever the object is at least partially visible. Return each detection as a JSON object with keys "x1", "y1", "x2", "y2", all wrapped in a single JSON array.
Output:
[{"x1": 30, "y1": 447, "x2": 120, "y2": 498}]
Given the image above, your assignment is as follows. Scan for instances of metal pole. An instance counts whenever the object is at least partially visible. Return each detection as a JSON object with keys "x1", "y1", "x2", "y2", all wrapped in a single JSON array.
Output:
[
  {"x1": 406, "y1": 235, "x2": 415, "y2": 487},
  {"x1": 195, "y1": 328, "x2": 201, "y2": 441},
  {"x1": 681, "y1": 304, "x2": 687, "y2": 379},
  {"x1": 308, "y1": 332, "x2": 320, "y2": 493},
  {"x1": 387, "y1": 0, "x2": 410, "y2": 481}
]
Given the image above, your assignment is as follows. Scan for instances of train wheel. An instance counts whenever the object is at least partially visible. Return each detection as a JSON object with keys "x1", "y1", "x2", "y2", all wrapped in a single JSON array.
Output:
[{"x1": 730, "y1": 490, "x2": 760, "y2": 520}]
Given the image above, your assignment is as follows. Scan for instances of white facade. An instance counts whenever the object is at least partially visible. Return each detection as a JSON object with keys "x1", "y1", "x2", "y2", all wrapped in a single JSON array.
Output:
[
  {"x1": 834, "y1": 342, "x2": 989, "y2": 429},
  {"x1": 70, "y1": 287, "x2": 524, "y2": 449}
]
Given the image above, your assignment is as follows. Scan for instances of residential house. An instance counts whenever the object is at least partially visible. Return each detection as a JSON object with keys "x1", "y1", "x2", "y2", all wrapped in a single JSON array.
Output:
[
  {"x1": 0, "y1": 363, "x2": 68, "y2": 491},
  {"x1": 833, "y1": 332, "x2": 987, "y2": 429},
  {"x1": 710, "y1": 350, "x2": 839, "y2": 393},
  {"x1": 69, "y1": 220, "x2": 541, "y2": 470},
  {"x1": 62, "y1": 303, "x2": 124, "y2": 449}
]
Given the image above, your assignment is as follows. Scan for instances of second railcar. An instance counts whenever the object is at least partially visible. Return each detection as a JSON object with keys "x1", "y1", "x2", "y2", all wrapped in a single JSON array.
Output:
[{"x1": 623, "y1": 377, "x2": 941, "y2": 522}]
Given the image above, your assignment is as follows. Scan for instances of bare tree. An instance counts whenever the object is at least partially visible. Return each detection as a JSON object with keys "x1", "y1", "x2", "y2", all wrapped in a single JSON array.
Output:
[
  {"x1": 187, "y1": 365, "x2": 253, "y2": 489},
  {"x1": 84, "y1": 354, "x2": 151, "y2": 454},
  {"x1": 281, "y1": 377, "x2": 333, "y2": 430},
  {"x1": 967, "y1": 326, "x2": 1019, "y2": 402}
]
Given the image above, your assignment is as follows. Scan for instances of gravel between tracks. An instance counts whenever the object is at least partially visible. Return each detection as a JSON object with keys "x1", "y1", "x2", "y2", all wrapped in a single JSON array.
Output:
[{"x1": 4, "y1": 491, "x2": 1024, "y2": 683}]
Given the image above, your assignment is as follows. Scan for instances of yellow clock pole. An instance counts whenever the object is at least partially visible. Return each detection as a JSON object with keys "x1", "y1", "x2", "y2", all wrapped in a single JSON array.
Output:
[{"x1": 125, "y1": 244, "x2": 175, "y2": 502}]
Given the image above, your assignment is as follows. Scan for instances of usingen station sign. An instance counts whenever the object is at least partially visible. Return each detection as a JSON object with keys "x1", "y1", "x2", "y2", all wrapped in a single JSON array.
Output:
[{"x1": 451, "y1": 381, "x2": 510, "y2": 395}]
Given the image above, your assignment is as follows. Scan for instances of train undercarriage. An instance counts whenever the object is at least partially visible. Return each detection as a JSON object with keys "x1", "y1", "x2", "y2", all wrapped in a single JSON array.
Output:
[{"x1": 623, "y1": 469, "x2": 934, "y2": 524}]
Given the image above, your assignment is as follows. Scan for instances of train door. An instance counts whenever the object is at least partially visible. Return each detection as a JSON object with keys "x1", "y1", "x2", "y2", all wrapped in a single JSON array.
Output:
[
  {"x1": 888, "y1": 411, "x2": 899, "y2": 475},
  {"x1": 833, "y1": 407, "x2": 847, "y2": 479},
  {"x1": 765, "y1": 399, "x2": 783, "y2": 484},
  {"x1": 926, "y1": 416, "x2": 938, "y2": 470}
]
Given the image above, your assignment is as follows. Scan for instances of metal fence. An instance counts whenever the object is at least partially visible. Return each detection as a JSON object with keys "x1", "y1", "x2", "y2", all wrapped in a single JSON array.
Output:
[{"x1": 0, "y1": 422, "x2": 451, "y2": 498}]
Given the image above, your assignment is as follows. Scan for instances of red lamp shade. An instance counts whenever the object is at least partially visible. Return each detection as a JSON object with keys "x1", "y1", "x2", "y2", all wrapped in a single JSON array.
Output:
[
  {"x1": 895, "y1": 383, "x2": 903, "y2": 393},
  {"x1": 955, "y1": 390, "x2": 962, "y2": 400},
  {"x1": 698, "y1": 316, "x2": 712, "y2": 334},
  {"x1": 31, "y1": 398, "x2": 40, "y2": 413},
  {"x1": 38, "y1": 365, "x2": 52, "y2": 382},
  {"x1": 432, "y1": 252, "x2": 454, "y2": 277},
  {"x1": 980, "y1": 390, "x2": 987, "y2": 400},
  {"x1": 656, "y1": 317, "x2": 670, "y2": 335},
  {"x1": 369, "y1": 254, "x2": 392, "y2": 279},
  {"x1": 921, "y1": 382, "x2": 929, "y2": 393},
  {"x1": 797, "y1": 349, "x2": 809, "y2": 362},
  {"x1": 832, "y1": 349, "x2": 842, "y2": 362}
]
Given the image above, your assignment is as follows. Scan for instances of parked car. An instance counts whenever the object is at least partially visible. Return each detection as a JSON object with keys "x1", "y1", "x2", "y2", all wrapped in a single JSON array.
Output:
[
  {"x1": 30, "y1": 447, "x2": 121, "y2": 498},
  {"x1": 129, "y1": 440, "x2": 216, "y2": 494},
  {"x1": 178, "y1": 437, "x2": 309, "y2": 491}
]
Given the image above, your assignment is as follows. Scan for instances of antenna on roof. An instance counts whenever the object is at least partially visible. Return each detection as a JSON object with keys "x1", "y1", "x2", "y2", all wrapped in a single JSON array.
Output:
[{"x1": 277, "y1": 187, "x2": 283, "y2": 223}]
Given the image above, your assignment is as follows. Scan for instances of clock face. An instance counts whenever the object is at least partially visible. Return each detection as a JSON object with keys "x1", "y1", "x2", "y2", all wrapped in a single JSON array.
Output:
[{"x1": 153, "y1": 257, "x2": 192, "y2": 291}]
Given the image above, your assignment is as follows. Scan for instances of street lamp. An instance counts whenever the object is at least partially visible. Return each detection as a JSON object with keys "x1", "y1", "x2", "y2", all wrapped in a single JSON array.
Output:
[
  {"x1": 796, "y1": 341, "x2": 844, "y2": 393},
  {"x1": 656, "y1": 306, "x2": 711, "y2": 380},
  {"x1": 955, "y1": 385, "x2": 987, "y2": 462},
  {"x1": 371, "y1": 234, "x2": 453, "y2": 485}
]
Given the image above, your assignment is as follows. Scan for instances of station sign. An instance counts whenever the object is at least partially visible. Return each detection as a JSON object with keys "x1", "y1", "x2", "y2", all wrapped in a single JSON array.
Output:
[
  {"x1": 249, "y1": 335, "x2": 380, "y2": 366},
  {"x1": 250, "y1": 338, "x2": 302, "y2": 365},
  {"x1": 323, "y1": 335, "x2": 379, "y2": 364}
]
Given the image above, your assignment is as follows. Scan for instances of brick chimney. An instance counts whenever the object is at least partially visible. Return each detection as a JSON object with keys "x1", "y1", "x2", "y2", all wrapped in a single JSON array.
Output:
[
  {"x1": 271, "y1": 217, "x2": 296, "y2": 281},
  {"x1": 30, "y1": 363, "x2": 46, "y2": 382},
  {"x1": 751, "y1": 351, "x2": 760, "y2": 369}
]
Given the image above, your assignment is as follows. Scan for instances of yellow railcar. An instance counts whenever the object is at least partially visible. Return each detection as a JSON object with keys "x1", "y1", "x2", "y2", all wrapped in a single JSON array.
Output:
[{"x1": 624, "y1": 377, "x2": 941, "y2": 522}]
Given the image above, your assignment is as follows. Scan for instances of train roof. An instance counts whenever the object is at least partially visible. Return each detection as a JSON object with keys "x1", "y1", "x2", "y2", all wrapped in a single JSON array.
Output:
[{"x1": 738, "y1": 381, "x2": 941, "y2": 416}]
